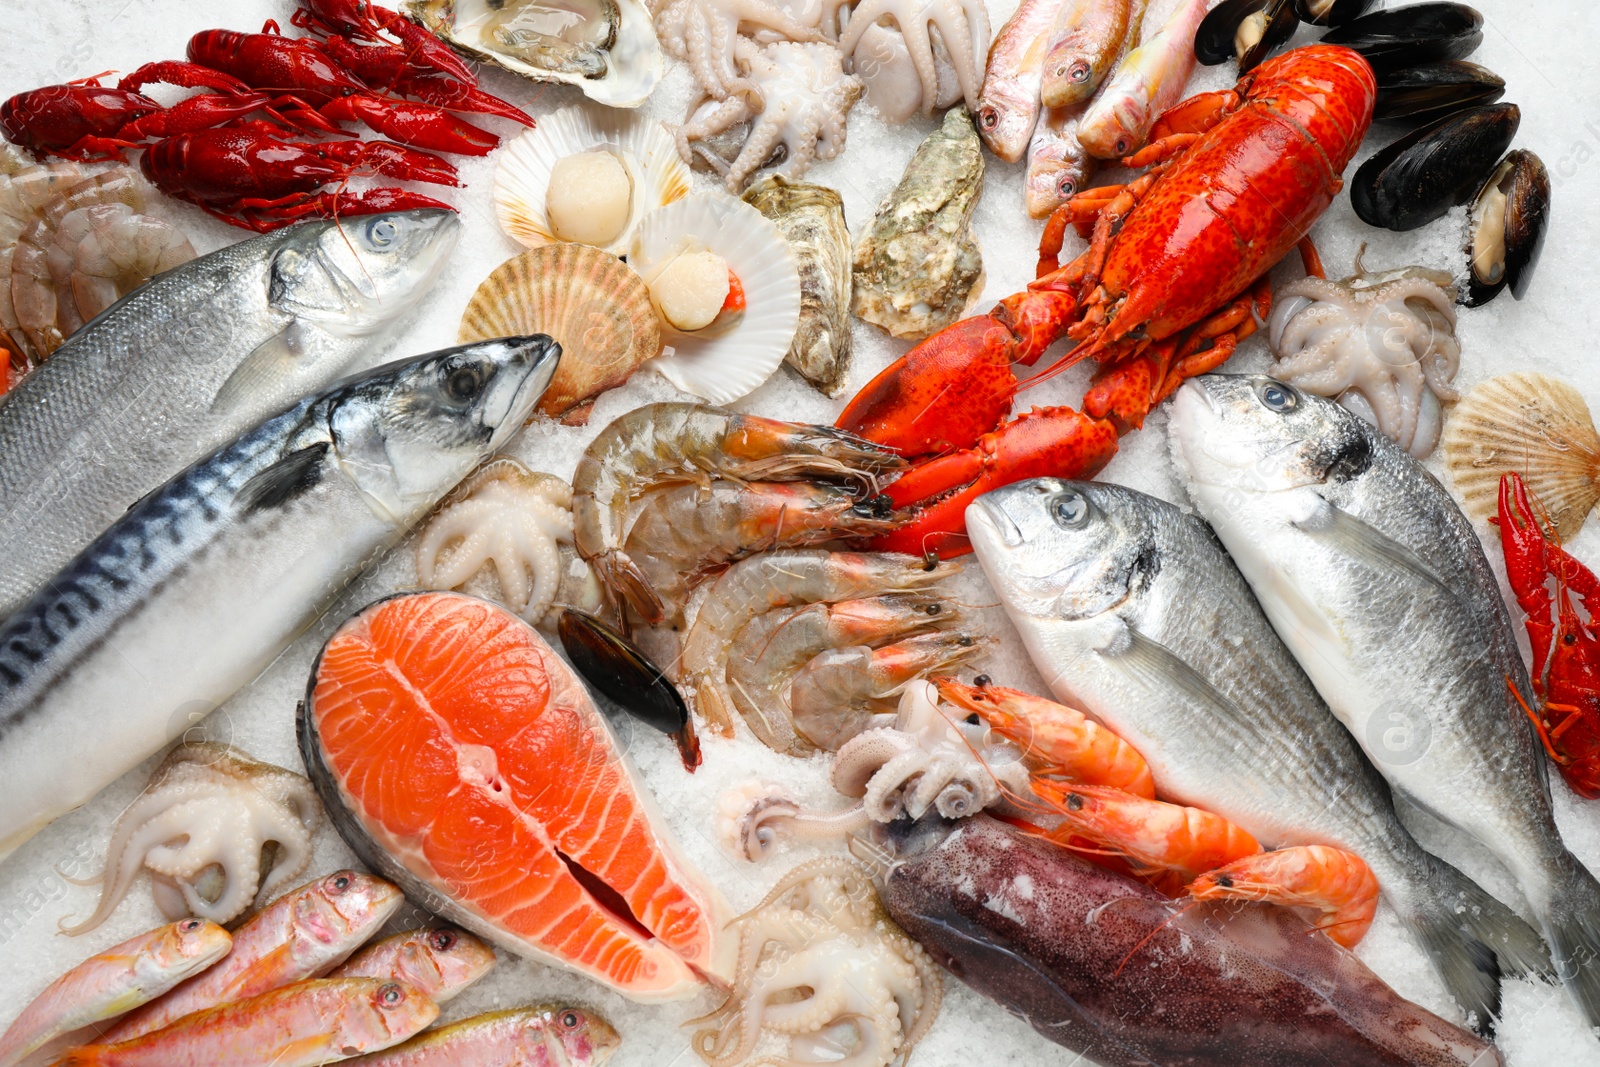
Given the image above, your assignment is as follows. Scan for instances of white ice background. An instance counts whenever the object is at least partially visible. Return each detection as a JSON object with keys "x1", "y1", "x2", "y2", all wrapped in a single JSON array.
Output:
[{"x1": 2, "y1": 0, "x2": 1600, "y2": 1063}]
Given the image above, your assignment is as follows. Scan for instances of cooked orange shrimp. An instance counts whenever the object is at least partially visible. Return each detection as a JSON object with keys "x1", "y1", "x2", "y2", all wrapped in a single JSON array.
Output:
[
  {"x1": 1030, "y1": 780, "x2": 1262, "y2": 885},
  {"x1": 681, "y1": 549, "x2": 961, "y2": 734},
  {"x1": 934, "y1": 677, "x2": 1156, "y2": 798},
  {"x1": 1189, "y1": 844, "x2": 1380, "y2": 948},
  {"x1": 727, "y1": 594, "x2": 959, "y2": 753},
  {"x1": 789, "y1": 631, "x2": 989, "y2": 751},
  {"x1": 572, "y1": 403, "x2": 904, "y2": 621},
  {"x1": 624, "y1": 480, "x2": 909, "y2": 623}
]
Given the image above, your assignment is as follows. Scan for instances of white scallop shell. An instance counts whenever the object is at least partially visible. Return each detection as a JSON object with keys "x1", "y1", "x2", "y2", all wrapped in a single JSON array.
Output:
[
  {"x1": 494, "y1": 105, "x2": 690, "y2": 255},
  {"x1": 631, "y1": 192, "x2": 801, "y2": 405}
]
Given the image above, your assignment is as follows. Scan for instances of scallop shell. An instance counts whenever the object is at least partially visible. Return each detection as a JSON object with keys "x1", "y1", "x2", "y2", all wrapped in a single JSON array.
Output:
[
  {"x1": 459, "y1": 243, "x2": 662, "y2": 419},
  {"x1": 404, "y1": 0, "x2": 663, "y2": 109},
  {"x1": 494, "y1": 106, "x2": 690, "y2": 255},
  {"x1": 1442, "y1": 372, "x2": 1600, "y2": 541},
  {"x1": 630, "y1": 192, "x2": 801, "y2": 405}
]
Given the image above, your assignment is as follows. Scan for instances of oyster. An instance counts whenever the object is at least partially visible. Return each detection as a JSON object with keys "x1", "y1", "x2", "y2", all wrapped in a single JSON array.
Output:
[
  {"x1": 852, "y1": 106, "x2": 985, "y2": 342},
  {"x1": 404, "y1": 0, "x2": 663, "y2": 108},
  {"x1": 742, "y1": 175, "x2": 853, "y2": 396}
]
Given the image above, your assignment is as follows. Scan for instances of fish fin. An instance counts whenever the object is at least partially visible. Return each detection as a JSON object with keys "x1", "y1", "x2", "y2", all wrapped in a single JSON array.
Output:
[
  {"x1": 236, "y1": 444, "x2": 331, "y2": 514},
  {"x1": 1291, "y1": 497, "x2": 1455, "y2": 598},
  {"x1": 1096, "y1": 622, "x2": 1254, "y2": 728},
  {"x1": 49, "y1": 1047, "x2": 104, "y2": 1067},
  {"x1": 1536, "y1": 851, "x2": 1600, "y2": 1031},
  {"x1": 210, "y1": 322, "x2": 310, "y2": 419},
  {"x1": 1402, "y1": 851, "x2": 1553, "y2": 1036}
]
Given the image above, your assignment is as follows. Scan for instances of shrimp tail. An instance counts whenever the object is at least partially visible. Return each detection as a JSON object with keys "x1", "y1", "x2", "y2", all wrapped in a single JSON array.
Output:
[{"x1": 595, "y1": 550, "x2": 667, "y2": 624}]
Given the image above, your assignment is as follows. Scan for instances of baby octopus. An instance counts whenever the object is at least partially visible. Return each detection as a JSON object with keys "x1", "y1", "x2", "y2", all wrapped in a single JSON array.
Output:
[
  {"x1": 653, "y1": 0, "x2": 828, "y2": 100},
  {"x1": 414, "y1": 459, "x2": 602, "y2": 628},
  {"x1": 1268, "y1": 263, "x2": 1462, "y2": 458},
  {"x1": 690, "y1": 858, "x2": 941, "y2": 1067},
  {"x1": 679, "y1": 38, "x2": 863, "y2": 192},
  {"x1": 63, "y1": 742, "x2": 319, "y2": 934},
  {"x1": 833, "y1": 0, "x2": 990, "y2": 114}
]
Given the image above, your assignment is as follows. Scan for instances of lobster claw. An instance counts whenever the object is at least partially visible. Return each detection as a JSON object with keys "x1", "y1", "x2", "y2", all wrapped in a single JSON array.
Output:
[
  {"x1": 867, "y1": 407, "x2": 1120, "y2": 559},
  {"x1": 1498, "y1": 472, "x2": 1558, "y2": 621},
  {"x1": 319, "y1": 95, "x2": 499, "y2": 156}
]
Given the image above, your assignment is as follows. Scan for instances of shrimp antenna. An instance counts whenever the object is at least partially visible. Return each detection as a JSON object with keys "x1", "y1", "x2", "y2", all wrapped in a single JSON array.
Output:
[{"x1": 1113, "y1": 898, "x2": 1204, "y2": 979}]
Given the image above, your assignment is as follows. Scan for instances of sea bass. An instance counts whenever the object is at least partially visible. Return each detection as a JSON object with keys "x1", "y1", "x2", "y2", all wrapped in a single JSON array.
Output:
[
  {"x1": 1077, "y1": 0, "x2": 1207, "y2": 157},
  {"x1": 0, "y1": 209, "x2": 458, "y2": 614},
  {"x1": 1169, "y1": 373, "x2": 1600, "y2": 1032},
  {"x1": 106, "y1": 871, "x2": 402, "y2": 1042},
  {"x1": 0, "y1": 920, "x2": 230, "y2": 1067},
  {"x1": 976, "y1": 0, "x2": 1072, "y2": 163},
  {"x1": 0, "y1": 336, "x2": 559, "y2": 858},
  {"x1": 1040, "y1": 0, "x2": 1134, "y2": 107},
  {"x1": 882, "y1": 816, "x2": 1505, "y2": 1067},
  {"x1": 965, "y1": 476, "x2": 1549, "y2": 1030},
  {"x1": 344, "y1": 1005, "x2": 621, "y2": 1067}
]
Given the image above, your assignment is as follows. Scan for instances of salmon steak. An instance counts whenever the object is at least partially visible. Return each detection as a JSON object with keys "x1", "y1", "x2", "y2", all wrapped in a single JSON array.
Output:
[{"x1": 298, "y1": 591, "x2": 730, "y2": 1002}]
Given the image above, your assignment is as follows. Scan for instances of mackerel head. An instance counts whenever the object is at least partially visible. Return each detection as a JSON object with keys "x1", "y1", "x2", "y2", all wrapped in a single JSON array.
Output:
[
  {"x1": 0, "y1": 335, "x2": 559, "y2": 860},
  {"x1": 0, "y1": 209, "x2": 460, "y2": 614}
]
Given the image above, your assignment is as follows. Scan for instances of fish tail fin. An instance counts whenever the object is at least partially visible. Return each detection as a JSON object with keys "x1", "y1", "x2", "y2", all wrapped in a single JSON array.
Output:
[
  {"x1": 49, "y1": 1047, "x2": 107, "y2": 1067},
  {"x1": 1536, "y1": 850, "x2": 1600, "y2": 1031},
  {"x1": 1402, "y1": 851, "x2": 1553, "y2": 1035}
]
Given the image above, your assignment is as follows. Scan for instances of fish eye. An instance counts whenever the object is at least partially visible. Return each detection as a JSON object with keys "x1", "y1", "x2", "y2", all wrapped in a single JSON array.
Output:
[
  {"x1": 378, "y1": 983, "x2": 405, "y2": 1006},
  {"x1": 1256, "y1": 380, "x2": 1298, "y2": 412},
  {"x1": 561, "y1": 1011, "x2": 582, "y2": 1029},
  {"x1": 180, "y1": 919, "x2": 203, "y2": 932},
  {"x1": 368, "y1": 217, "x2": 398, "y2": 247},
  {"x1": 1069, "y1": 60, "x2": 1091, "y2": 83},
  {"x1": 1052, "y1": 491, "x2": 1090, "y2": 528},
  {"x1": 326, "y1": 872, "x2": 353, "y2": 894},
  {"x1": 1114, "y1": 137, "x2": 1131, "y2": 156},
  {"x1": 429, "y1": 929, "x2": 458, "y2": 951},
  {"x1": 1057, "y1": 176, "x2": 1077, "y2": 197},
  {"x1": 446, "y1": 364, "x2": 483, "y2": 402}
]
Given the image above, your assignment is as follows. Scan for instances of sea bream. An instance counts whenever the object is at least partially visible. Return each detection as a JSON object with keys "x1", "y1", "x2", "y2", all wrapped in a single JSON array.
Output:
[
  {"x1": 0, "y1": 209, "x2": 459, "y2": 615},
  {"x1": 1169, "y1": 373, "x2": 1600, "y2": 1032},
  {"x1": 0, "y1": 336, "x2": 559, "y2": 859},
  {"x1": 965, "y1": 476, "x2": 1550, "y2": 1031}
]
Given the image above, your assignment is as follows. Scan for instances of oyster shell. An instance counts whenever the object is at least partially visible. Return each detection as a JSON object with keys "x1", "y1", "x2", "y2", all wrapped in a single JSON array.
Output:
[
  {"x1": 631, "y1": 192, "x2": 801, "y2": 404},
  {"x1": 742, "y1": 175, "x2": 853, "y2": 396},
  {"x1": 494, "y1": 105, "x2": 689, "y2": 255},
  {"x1": 404, "y1": 0, "x2": 663, "y2": 108},
  {"x1": 852, "y1": 106, "x2": 985, "y2": 341},
  {"x1": 459, "y1": 243, "x2": 661, "y2": 420}
]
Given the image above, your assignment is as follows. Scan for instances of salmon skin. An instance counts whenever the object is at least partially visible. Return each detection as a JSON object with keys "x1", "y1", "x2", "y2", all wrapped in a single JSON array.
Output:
[{"x1": 299, "y1": 591, "x2": 731, "y2": 1002}]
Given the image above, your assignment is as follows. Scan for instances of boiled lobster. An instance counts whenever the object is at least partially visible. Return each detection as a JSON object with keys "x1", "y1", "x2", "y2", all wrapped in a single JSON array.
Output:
[
  {"x1": 840, "y1": 45, "x2": 1378, "y2": 559},
  {"x1": 1499, "y1": 472, "x2": 1600, "y2": 799}
]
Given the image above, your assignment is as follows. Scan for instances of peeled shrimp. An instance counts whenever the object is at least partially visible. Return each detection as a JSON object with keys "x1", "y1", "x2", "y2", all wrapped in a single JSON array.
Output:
[
  {"x1": 624, "y1": 481, "x2": 909, "y2": 624},
  {"x1": 1190, "y1": 844, "x2": 1380, "y2": 948},
  {"x1": 726, "y1": 593, "x2": 957, "y2": 754},
  {"x1": 572, "y1": 403, "x2": 904, "y2": 621},
  {"x1": 788, "y1": 632, "x2": 988, "y2": 750},
  {"x1": 935, "y1": 677, "x2": 1156, "y2": 798},
  {"x1": 680, "y1": 549, "x2": 962, "y2": 734}
]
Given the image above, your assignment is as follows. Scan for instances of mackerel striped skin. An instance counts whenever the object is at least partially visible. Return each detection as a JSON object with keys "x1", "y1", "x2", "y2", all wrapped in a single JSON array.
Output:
[
  {"x1": 0, "y1": 210, "x2": 458, "y2": 615},
  {"x1": 0, "y1": 336, "x2": 559, "y2": 857}
]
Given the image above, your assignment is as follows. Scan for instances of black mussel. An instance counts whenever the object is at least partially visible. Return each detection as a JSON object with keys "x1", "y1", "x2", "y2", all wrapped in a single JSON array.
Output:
[
  {"x1": 1291, "y1": 0, "x2": 1376, "y2": 26},
  {"x1": 1351, "y1": 103, "x2": 1519, "y2": 231},
  {"x1": 558, "y1": 609, "x2": 702, "y2": 771},
  {"x1": 1321, "y1": 2, "x2": 1484, "y2": 73},
  {"x1": 1374, "y1": 60, "x2": 1506, "y2": 125},
  {"x1": 1463, "y1": 149, "x2": 1550, "y2": 307},
  {"x1": 1196, "y1": 0, "x2": 1270, "y2": 65},
  {"x1": 1237, "y1": 0, "x2": 1300, "y2": 72}
]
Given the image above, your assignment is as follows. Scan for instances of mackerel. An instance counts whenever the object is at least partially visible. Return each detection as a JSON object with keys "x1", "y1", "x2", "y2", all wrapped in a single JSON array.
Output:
[
  {"x1": 0, "y1": 209, "x2": 458, "y2": 614},
  {"x1": 0, "y1": 336, "x2": 558, "y2": 857},
  {"x1": 1169, "y1": 372, "x2": 1600, "y2": 1033},
  {"x1": 967, "y1": 475, "x2": 1550, "y2": 1032}
]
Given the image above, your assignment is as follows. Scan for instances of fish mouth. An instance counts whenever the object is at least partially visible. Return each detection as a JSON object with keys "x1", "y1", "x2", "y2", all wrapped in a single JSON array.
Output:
[
  {"x1": 968, "y1": 496, "x2": 1023, "y2": 549},
  {"x1": 485, "y1": 337, "x2": 562, "y2": 449}
]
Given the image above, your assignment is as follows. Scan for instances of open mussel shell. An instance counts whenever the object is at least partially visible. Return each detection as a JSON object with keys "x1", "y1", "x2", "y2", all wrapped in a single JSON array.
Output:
[
  {"x1": 1291, "y1": 0, "x2": 1375, "y2": 25},
  {"x1": 1321, "y1": 2, "x2": 1484, "y2": 73},
  {"x1": 1463, "y1": 150, "x2": 1550, "y2": 307},
  {"x1": 1351, "y1": 102, "x2": 1519, "y2": 231},
  {"x1": 1237, "y1": 0, "x2": 1300, "y2": 73},
  {"x1": 558, "y1": 610, "x2": 701, "y2": 770},
  {"x1": 1196, "y1": 0, "x2": 1270, "y2": 65},
  {"x1": 1374, "y1": 61, "x2": 1506, "y2": 125}
]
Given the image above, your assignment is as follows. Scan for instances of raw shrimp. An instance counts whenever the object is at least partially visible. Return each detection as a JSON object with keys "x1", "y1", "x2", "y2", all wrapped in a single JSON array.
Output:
[
  {"x1": 789, "y1": 631, "x2": 989, "y2": 751},
  {"x1": 624, "y1": 481, "x2": 910, "y2": 623},
  {"x1": 60, "y1": 203, "x2": 194, "y2": 326},
  {"x1": 726, "y1": 593, "x2": 957, "y2": 753},
  {"x1": 679, "y1": 549, "x2": 961, "y2": 734},
  {"x1": 1190, "y1": 844, "x2": 1380, "y2": 949},
  {"x1": 1030, "y1": 780, "x2": 1261, "y2": 889},
  {"x1": 572, "y1": 403, "x2": 905, "y2": 622},
  {"x1": 935, "y1": 677, "x2": 1156, "y2": 798}
]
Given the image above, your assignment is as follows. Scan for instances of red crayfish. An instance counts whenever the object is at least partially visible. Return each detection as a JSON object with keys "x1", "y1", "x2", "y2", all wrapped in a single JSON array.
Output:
[
  {"x1": 840, "y1": 45, "x2": 1378, "y2": 559},
  {"x1": 1498, "y1": 472, "x2": 1600, "y2": 798}
]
